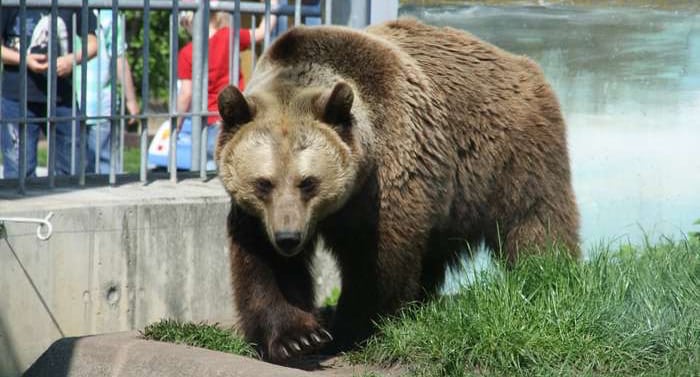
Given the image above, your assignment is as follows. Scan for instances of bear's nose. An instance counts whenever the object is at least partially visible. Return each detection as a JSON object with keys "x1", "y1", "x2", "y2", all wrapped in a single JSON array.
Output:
[{"x1": 275, "y1": 231, "x2": 302, "y2": 254}]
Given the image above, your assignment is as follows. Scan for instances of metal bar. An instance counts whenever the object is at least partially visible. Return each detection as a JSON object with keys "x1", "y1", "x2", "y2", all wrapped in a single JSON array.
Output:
[
  {"x1": 294, "y1": 0, "x2": 301, "y2": 26},
  {"x1": 70, "y1": 13, "x2": 77, "y2": 174},
  {"x1": 199, "y1": 0, "x2": 210, "y2": 178},
  {"x1": 1, "y1": 0, "x2": 321, "y2": 16},
  {"x1": 119, "y1": 13, "x2": 126, "y2": 173},
  {"x1": 47, "y1": 0, "x2": 58, "y2": 188},
  {"x1": 168, "y1": 0, "x2": 179, "y2": 182},
  {"x1": 325, "y1": 0, "x2": 332, "y2": 25},
  {"x1": 17, "y1": 0, "x2": 28, "y2": 192},
  {"x1": 140, "y1": 0, "x2": 150, "y2": 182},
  {"x1": 190, "y1": 0, "x2": 204, "y2": 171},
  {"x1": 95, "y1": 9, "x2": 103, "y2": 173},
  {"x1": 199, "y1": 125, "x2": 206, "y2": 177},
  {"x1": 78, "y1": 0, "x2": 88, "y2": 185},
  {"x1": 233, "y1": 0, "x2": 241, "y2": 88},
  {"x1": 263, "y1": 0, "x2": 271, "y2": 50},
  {"x1": 0, "y1": 0, "x2": 5, "y2": 120},
  {"x1": 109, "y1": 3, "x2": 118, "y2": 185},
  {"x1": 0, "y1": 2, "x2": 3, "y2": 102},
  {"x1": 250, "y1": 14, "x2": 256, "y2": 69},
  {"x1": 228, "y1": 12, "x2": 234, "y2": 86}
]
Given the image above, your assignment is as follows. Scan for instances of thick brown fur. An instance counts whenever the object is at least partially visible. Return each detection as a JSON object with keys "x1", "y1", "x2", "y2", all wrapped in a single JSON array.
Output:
[{"x1": 216, "y1": 19, "x2": 579, "y2": 363}]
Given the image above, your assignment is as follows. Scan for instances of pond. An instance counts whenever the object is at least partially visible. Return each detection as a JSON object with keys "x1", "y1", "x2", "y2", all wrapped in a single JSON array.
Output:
[{"x1": 401, "y1": 3, "x2": 700, "y2": 249}]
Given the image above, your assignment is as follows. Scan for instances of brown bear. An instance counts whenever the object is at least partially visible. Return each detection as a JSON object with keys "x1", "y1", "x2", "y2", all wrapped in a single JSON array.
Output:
[{"x1": 216, "y1": 19, "x2": 579, "y2": 363}]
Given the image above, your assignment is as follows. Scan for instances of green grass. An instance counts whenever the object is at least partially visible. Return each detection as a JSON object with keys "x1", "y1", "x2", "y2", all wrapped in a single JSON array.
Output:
[
  {"x1": 38, "y1": 147, "x2": 47, "y2": 166},
  {"x1": 122, "y1": 147, "x2": 141, "y2": 174},
  {"x1": 139, "y1": 240, "x2": 700, "y2": 376},
  {"x1": 352, "y1": 239, "x2": 700, "y2": 376},
  {"x1": 324, "y1": 286, "x2": 342, "y2": 307},
  {"x1": 141, "y1": 320, "x2": 257, "y2": 358}
]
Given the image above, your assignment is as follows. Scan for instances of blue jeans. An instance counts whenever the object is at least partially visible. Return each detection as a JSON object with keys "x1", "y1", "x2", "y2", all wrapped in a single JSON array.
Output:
[
  {"x1": 1, "y1": 98, "x2": 78, "y2": 178},
  {"x1": 205, "y1": 123, "x2": 219, "y2": 171},
  {"x1": 177, "y1": 117, "x2": 219, "y2": 170},
  {"x1": 86, "y1": 121, "x2": 111, "y2": 174}
]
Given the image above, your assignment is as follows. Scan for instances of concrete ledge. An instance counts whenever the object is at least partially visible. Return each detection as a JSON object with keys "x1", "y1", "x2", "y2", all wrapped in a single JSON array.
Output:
[{"x1": 23, "y1": 331, "x2": 324, "y2": 377}]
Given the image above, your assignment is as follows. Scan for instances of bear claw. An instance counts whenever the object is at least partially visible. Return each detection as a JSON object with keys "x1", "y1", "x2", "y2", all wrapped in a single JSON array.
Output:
[
  {"x1": 268, "y1": 327, "x2": 333, "y2": 362},
  {"x1": 279, "y1": 346, "x2": 290, "y2": 359},
  {"x1": 319, "y1": 329, "x2": 333, "y2": 342},
  {"x1": 288, "y1": 340, "x2": 302, "y2": 352}
]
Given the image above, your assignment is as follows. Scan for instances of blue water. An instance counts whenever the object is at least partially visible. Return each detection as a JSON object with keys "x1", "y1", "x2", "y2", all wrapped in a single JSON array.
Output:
[{"x1": 402, "y1": 4, "x2": 700, "y2": 250}]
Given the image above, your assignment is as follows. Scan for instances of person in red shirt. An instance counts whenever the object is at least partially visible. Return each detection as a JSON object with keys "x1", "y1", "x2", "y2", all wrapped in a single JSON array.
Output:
[{"x1": 176, "y1": 5, "x2": 278, "y2": 169}]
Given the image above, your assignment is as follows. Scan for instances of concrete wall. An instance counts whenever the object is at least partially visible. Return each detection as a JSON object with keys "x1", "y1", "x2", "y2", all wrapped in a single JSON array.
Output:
[{"x1": 0, "y1": 179, "x2": 339, "y2": 376}]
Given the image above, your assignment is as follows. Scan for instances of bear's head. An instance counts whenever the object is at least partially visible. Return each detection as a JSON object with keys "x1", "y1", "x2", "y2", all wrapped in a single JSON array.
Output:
[{"x1": 216, "y1": 81, "x2": 368, "y2": 257}]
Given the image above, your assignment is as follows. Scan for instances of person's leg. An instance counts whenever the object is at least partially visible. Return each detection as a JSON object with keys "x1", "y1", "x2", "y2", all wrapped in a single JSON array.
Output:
[
  {"x1": 206, "y1": 123, "x2": 220, "y2": 171},
  {"x1": 54, "y1": 104, "x2": 78, "y2": 175},
  {"x1": 86, "y1": 121, "x2": 112, "y2": 174},
  {"x1": 1, "y1": 98, "x2": 40, "y2": 178}
]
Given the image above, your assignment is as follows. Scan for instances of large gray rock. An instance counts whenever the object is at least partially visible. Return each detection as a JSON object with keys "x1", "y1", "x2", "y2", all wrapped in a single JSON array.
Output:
[{"x1": 23, "y1": 331, "x2": 322, "y2": 377}]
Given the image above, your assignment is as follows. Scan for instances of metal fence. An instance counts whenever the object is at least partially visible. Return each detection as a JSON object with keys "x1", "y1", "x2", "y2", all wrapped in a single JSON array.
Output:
[{"x1": 0, "y1": 0, "x2": 332, "y2": 193}]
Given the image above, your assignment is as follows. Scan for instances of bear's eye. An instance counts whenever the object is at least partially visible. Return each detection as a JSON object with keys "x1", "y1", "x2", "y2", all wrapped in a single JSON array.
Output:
[
  {"x1": 298, "y1": 176, "x2": 320, "y2": 199},
  {"x1": 254, "y1": 178, "x2": 274, "y2": 198}
]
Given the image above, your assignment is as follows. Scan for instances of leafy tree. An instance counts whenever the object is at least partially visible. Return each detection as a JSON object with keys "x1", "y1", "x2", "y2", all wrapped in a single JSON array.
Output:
[{"x1": 124, "y1": 10, "x2": 191, "y2": 108}]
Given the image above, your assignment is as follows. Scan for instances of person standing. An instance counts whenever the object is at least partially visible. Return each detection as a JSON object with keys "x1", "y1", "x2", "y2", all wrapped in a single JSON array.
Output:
[
  {"x1": 0, "y1": 7, "x2": 98, "y2": 178},
  {"x1": 175, "y1": 4, "x2": 278, "y2": 170},
  {"x1": 74, "y1": 9, "x2": 139, "y2": 174}
]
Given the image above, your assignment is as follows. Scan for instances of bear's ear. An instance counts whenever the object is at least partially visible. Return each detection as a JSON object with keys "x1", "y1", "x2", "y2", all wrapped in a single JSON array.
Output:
[
  {"x1": 218, "y1": 85, "x2": 256, "y2": 132},
  {"x1": 315, "y1": 81, "x2": 354, "y2": 127}
]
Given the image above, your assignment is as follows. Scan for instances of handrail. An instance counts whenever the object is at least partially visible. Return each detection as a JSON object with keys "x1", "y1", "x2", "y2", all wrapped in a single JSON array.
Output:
[{"x1": 0, "y1": 1, "x2": 322, "y2": 16}]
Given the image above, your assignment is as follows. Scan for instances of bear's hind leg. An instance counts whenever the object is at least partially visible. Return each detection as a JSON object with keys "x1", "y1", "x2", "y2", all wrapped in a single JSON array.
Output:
[
  {"x1": 490, "y1": 199, "x2": 579, "y2": 265},
  {"x1": 326, "y1": 236, "x2": 426, "y2": 353},
  {"x1": 325, "y1": 254, "x2": 381, "y2": 353}
]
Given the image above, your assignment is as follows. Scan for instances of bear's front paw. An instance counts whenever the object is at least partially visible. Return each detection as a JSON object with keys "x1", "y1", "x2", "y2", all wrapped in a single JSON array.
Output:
[{"x1": 266, "y1": 316, "x2": 333, "y2": 362}]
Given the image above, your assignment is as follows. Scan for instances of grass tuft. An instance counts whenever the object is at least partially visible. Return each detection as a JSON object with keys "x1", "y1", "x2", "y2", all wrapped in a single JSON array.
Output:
[
  {"x1": 353, "y1": 239, "x2": 700, "y2": 376},
  {"x1": 324, "y1": 286, "x2": 342, "y2": 307},
  {"x1": 141, "y1": 319, "x2": 257, "y2": 358}
]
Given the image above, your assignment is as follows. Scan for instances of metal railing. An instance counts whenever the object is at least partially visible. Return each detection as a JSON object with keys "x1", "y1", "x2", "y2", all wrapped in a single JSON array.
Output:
[{"x1": 0, "y1": 0, "x2": 331, "y2": 193}]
